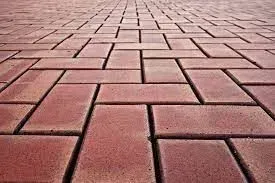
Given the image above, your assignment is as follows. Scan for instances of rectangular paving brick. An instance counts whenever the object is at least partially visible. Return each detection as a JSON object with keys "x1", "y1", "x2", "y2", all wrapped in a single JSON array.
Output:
[
  {"x1": 158, "y1": 140, "x2": 245, "y2": 183},
  {"x1": 37, "y1": 33, "x2": 70, "y2": 44},
  {"x1": 231, "y1": 139, "x2": 275, "y2": 183},
  {"x1": 0, "y1": 44, "x2": 55, "y2": 50},
  {"x1": 106, "y1": 50, "x2": 140, "y2": 69},
  {"x1": 0, "y1": 104, "x2": 33, "y2": 133},
  {"x1": 0, "y1": 70, "x2": 62, "y2": 103},
  {"x1": 72, "y1": 105, "x2": 155, "y2": 183},
  {"x1": 245, "y1": 85, "x2": 275, "y2": 118},
  {"x1": 228, "y1": 43, "x2": 275, "y2": 50},
  {"x1": 165, "y1": 33, "x2": 211, "y2": 38},
  {"x1": 199, "y1": 44, "x2": 241, "y2": 57},
  {"x1": 141, "y1": 34, "x2": 166, "y2": 43},
  {"x1": 153, "y1": 105, "x2": 275, "y2": 137},
  {"x1": 237, "y1": 50, "x2": 275, "y2": 68},
  {"x1": 179, "y1": 58, "x2": 257, "y2": 69},
  {"x1": 60, "y1": 70, "x2": 141, "y2": 84},
  {"x1": 0, "y1": 51, "x2": 18, "y2": 63},
  {"x1": 31, "y1": 58, "x2": 104, "y2": 69},
  {"x1": 14, "y1": 50, "x2": 77, "y2": 58},
  {"x1": 114, "y1": 43, "x2": 169, "y2": 50},
  {"x1": 237, "y1": 33, "x2": 273, "y2": 43},
  {"x1": 186, "y1": 70, "x2": 254, "y2": 104},
  {"x1": 89, "y1": 38, "x2": 138, "y2": 43},
  {"x1": 193, "y1": 38, "x2": 246, "y2": 43},
  {"x1": 97, "y1": 84, "x2": 199, "y2": 104},
  {"x1": 0, "y1": 135, "x2": 77, "y2": 182},
  {"x1": 77, "y1": 44, "x2": 112, "y2": 58},
  {"x1": 55, "y1": 38, "x2": 89, "y2": 50},
  {"x1": 143, "y1": 50, "x2": 206, "y2": 58},
  {"x1": 144, "y1": 59, "x2": 187, "y2": 83},
  {"x1": 167, "y1": 39, "x2": 198, "y2": 49},
  {"x1": 228, "y1": 69, "x2": 275, "y2": 84},
  {"x1": 0, "y1": 59, "x2": 37, "y2": 82},
  {"x1": 21, "y1": 84, "x2": 96, "y2": 134}
]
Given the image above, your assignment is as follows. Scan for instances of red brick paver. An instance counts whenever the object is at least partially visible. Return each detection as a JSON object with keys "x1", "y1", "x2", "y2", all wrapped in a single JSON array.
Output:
[{"x1": 0, "y1": 0, "x2": 275, "y2": 182}]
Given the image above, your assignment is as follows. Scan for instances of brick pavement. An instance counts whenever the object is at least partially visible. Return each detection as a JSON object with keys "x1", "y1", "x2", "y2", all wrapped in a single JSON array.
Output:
[{"x1": 0, "y1": 0, "x2": 274, "y2": 182}]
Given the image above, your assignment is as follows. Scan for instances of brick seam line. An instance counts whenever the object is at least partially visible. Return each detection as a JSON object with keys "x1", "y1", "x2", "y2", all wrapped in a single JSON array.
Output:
[
  {"x1": 62, "y1": 84, "x2": 101, "y2": 183},
  {"x1": 13, "y1": 70, "x2": 66, "y2": 134},
  {"x1": 225, "y1": 139, "x2": 255, "y2": 183},
  {"x1": 224, "y1": 70, "x2": 275, "y2": 120},
  {"x1": 0, "y1": 58, "x2": 40, "y2": 93},
  {"x1": 147, "y1": 105, "x2": 162, "y2": 183}
]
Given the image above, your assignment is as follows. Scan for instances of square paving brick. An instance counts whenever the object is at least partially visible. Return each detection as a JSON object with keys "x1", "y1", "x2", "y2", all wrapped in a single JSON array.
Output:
[
  {"x1": 153, "y1": 105, "x2": 275, "y2": 137},
  {"x1": 228, "y1": 69, "x2": 275, "y2": 84},
  {"x1": 167, "y1": 39, "x2": 198, "y2": 49},
  {"x1": 144, "y1": 59, "x2": 187, "y2": 83},
  {"x1": 31, "y1": 58, "x2": 104, "y2": 69},
  {"x1": 179, "y1": 58, "x2": 257, "y2": 69},
  {"x1": 21, "y1": 84, "x2": 96, "y2": 134},
  {"x1": 0, "y1": 59, "x2": 38, "y2": 82},
  {"x1": 106, "y1": 50, "x2": 140, "y2": 69},
  {"x1": 97, "y1": 84, "x2": 199, "y2": 104},
  {"x1": 231, "y1": 138, "x2": 275, "y2": 183},
  {"x1": 60, "y1": 70, "x2": 141, "y2": 83},
  {"x1": 77, "y1": 43, "x2": 112, "y2": 58},
  {"x1": 0, "y1": 70, "x2": 62, "y2": 103},
  {"x1": 0, "y1": 135, "x2": 77, "y2": 182},
  {"x1": 0, "y1": 104, "x2": 33, "y2": 133},
  {"x1": 186, "y1": 70, "x2": 254, "y2": 104},
  {"x1": 244, "y1": 85, "x2": 275, "y2": 118},
  {"x1": 72, "y1": 105, "x2": 155, "y2": 183},
  {"x1": 158, "y1": 140, "x2": 246, "y2": 183}
]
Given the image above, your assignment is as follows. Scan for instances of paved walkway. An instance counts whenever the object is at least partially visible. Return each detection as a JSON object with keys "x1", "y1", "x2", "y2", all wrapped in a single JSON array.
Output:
[{"x1": 0, "y1": 0, "x2": 275, "y2": 182}]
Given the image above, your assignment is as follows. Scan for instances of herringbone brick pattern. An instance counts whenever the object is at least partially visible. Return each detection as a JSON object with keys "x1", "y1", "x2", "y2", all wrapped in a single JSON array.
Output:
[{"x1": 0, "y1": 0, "x2": 274, "y2": 182}]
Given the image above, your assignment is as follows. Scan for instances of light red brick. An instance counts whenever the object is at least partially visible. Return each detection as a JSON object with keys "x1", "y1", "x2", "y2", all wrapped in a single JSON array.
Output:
[
  {"x1": 0, "y1": 43, "x2": 55, "y2": 50},
  {"x1": 199, "y1": 44, "x2": 241, "y2": 57},
  {"x1": 231, "y1": 138, "x2": 275, "y2": 183},
  {"x1": 0, "y1": 104, "x2": 33, "y2": 133},
  {"x1": 77, "y1": 44, "x2": 112, "y2": 58},
  {"x1": 237, "y1": 50, "x2": 275, "y2": 68},
  {"x1": 159, "y1": 140, "x2": 245, "y2": 183},
  {"x1": 0, "y1": 135, "x2": 77, "y2": 182},
  {"x1": 60, "y1": 70, "x2": 141, "y2": 83},
  {"x1": 55, "y1": 38, "x2": 89, "y2": 50},
  {"x1": 143, "y1": 50, "x2": 205, "y2": 58},
  {"x1": 228, "y1": 69, "x2": 275, "y2": 84},
  {"x1": 153, "y1": 105, "x2": 275, "y2": 137},
  {"x1": 0, "y1": 51, "x2": 17, "y2": 63},
  {"x1": 114, "y1": 43, "x2": 169, "y2": 50},
  {"x1": 97, "y1": 84, "x2": 199, "y2": 104},
  {"x1": 32, "y1": 58, "x2": 104, "y2": 69},
  {"x1": 14, "y1": 50, "x2": 76, "y2": 58},
  {"x1": 168, "y1": 39, "x2": 198, "y2": 49},
  {"x1": 245, "y1": 85, "x2": 275, "y2": 117},
  {"x1": 179, "y1": 58, "x2": 257, "y2": 69},
  {"x1": 106, "y1": 50, "x2": 140, "y2": 69},
  {"x1": 21, "y1": 84, "x2": 96, "y2": 134},
  {"x1": 0, "y1": 59, "x2": 37, "y2": 82},
  {"x1": 186, "y1": 70, "x2": 254, "y2": 104},
  {"x1": 144, "y1": 59, "x2": 187, "y2": 83},
  {"x1": 0, "y1": 70, "x2": 62, "y2": 103},
  {"x1": 72, "y1": 105, "x2": 155, "y2": 183}
]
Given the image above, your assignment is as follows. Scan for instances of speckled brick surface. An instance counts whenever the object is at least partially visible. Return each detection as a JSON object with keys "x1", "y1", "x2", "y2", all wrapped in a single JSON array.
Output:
[{"x1": 0, "y1": 0, "x2": 275, "y2": 182}]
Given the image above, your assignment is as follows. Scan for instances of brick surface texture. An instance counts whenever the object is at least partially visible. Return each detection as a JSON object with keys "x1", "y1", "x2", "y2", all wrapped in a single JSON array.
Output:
[{"x1": 0, "y1": 0, "x2": 274, "y2": 182}]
